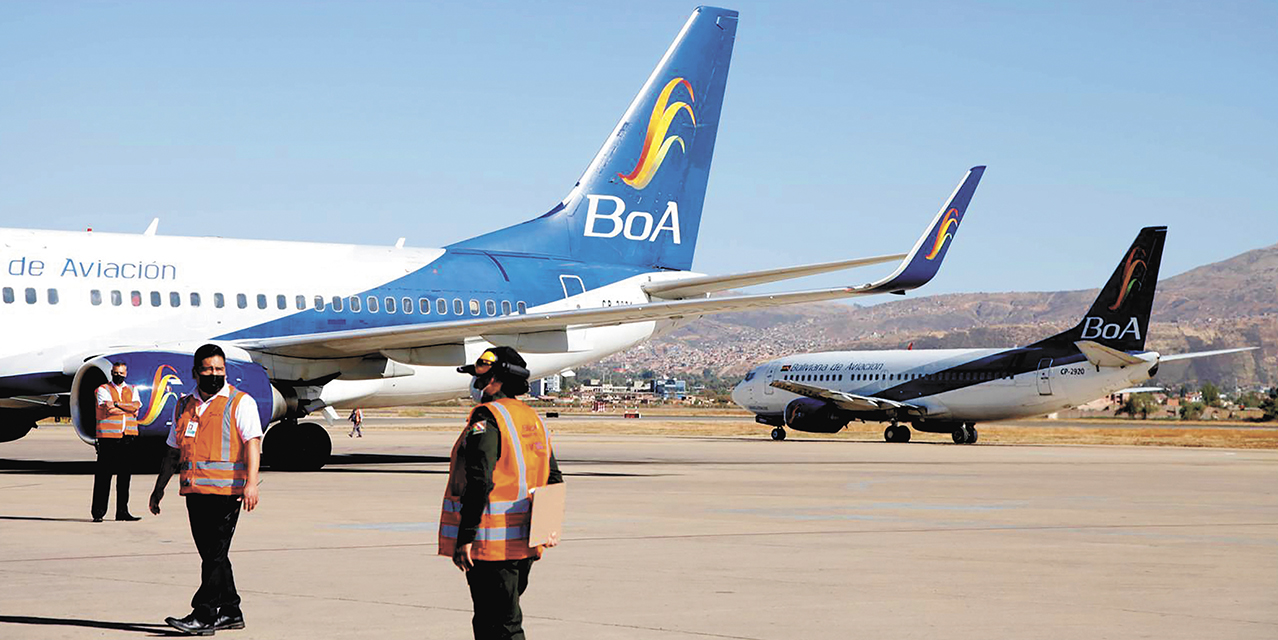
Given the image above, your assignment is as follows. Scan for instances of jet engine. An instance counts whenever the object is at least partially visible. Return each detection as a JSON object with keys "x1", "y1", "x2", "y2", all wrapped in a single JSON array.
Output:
[
  {"x1": 783, "y1": 398, "x2": 847, "y2": 434},
  {"x1": 70, "y1": 346, "x2": 273, "y2": 445}
]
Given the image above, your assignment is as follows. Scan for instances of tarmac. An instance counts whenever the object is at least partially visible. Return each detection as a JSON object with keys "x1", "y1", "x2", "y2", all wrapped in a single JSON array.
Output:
[{"x1": 2, "y1": 424, "x2": 1276, "y2": 639}]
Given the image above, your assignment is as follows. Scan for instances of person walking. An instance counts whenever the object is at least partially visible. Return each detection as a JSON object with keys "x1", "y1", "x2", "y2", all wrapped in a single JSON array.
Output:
[
  {"x1": 440, "y1": 347, "x2": 563, "y2": 640},
  {"x1": 348, "y1": 408, "x2": 363, "y2": 438},
  {"x1": 91, "y1": 361, "x2": 142, "y2": 522},
  {"x1": 149, "y1": 344, "x2": 262, "y2": 636}
]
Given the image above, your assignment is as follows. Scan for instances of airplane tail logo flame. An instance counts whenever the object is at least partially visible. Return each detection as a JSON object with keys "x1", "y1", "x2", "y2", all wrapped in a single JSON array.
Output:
[
  {"x1": 1108, "y1": 246, "x2": 1148, "y2": 311},
  {"x1": 139, "y1": 364, "x2": 183, "y2": 426},
  {"x1": 924, "y1": 208, "x2": 960, "y2": 260},
  {"x1": 618, "y1": 77, "x2": 696, "y2": 190}
]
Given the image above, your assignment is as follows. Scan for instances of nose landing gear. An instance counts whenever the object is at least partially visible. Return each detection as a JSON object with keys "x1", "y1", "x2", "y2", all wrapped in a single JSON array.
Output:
[{"x1": 770, "y1": 426, "x2": 787, "y2": 441}]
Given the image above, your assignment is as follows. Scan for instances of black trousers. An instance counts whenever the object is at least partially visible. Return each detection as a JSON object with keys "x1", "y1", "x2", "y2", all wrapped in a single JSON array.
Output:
[
  {"x1": 91, "y1": 436, "x2": 134, "y2": 519},
  {"x1": 185, "y1": 494, "x2": 243, "y2": 622},
  {"x1": 465, "y1": 558, "x2": 534, "y2": 640}
]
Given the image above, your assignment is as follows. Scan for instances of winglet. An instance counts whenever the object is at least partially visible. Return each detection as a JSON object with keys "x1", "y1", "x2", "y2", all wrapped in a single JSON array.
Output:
[
  {"x1": 143, "y1": 218, "x2": 159, "y2": 236},
  {"x1": 868, "y1": 166, "x2": 984, "y2": 293}
]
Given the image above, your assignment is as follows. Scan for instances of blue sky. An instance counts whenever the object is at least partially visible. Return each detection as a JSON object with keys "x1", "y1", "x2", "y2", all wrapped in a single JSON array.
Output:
[{"x1": 1, "y1": 1, "x2": 1274, "y2": 297}]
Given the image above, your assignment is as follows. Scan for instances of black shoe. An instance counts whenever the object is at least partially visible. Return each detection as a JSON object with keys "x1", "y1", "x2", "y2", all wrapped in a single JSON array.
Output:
[
  {"x1": 165, "y1": 613, "x2": 215, "y2": 636},
  {"x1": 211, "y1": 612, "x2": 245, "y2": 631},
  {"x1": 116, "y1": 513, "x2": 141, "y2": 521},
  {"x1": 91, "y1": 516, "x2": 103, "y2": 523}
]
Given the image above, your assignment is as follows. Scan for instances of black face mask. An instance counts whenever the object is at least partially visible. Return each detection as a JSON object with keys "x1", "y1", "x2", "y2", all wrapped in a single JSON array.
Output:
[
  {"x1": 111, "y1": 374, "x2": 126, "y2": 385},
  {"x1": 198, "y1": 374, "x2": 225, "y2": 395}
]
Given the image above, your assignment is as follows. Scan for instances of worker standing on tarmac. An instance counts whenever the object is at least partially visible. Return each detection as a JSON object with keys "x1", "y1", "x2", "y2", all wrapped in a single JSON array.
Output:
[
  {"x1": 91, "y1": 361, "x2": 142, "y2": 522},
  {"x1": 149, "y1": 344, "x2": 262, "y2": 636},
  {"x1": 440, "y1": 347, "x2": 563, "y2": 640}
]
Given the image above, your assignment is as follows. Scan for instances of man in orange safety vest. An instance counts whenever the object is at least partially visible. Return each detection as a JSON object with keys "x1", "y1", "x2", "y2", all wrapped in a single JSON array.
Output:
[{"x1": 91, "y1": 361, "x2": 142, "y2": 522}]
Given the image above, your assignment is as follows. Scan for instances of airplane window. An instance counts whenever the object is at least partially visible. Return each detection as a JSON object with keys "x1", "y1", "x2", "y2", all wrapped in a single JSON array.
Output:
[
  {"x1": 349, "y1": 296, "x2": 362, "y2": 312},
  {"x1": 501, "y1": 300, "x2": 512, "y2": 315},
  {"x1": 385, "y1": 296, "x2": 396, "y2": 314},
  {"x1": 469, "y1": 299, "x2": 480, "y2": 315},
  {"x1": 314, "y1": 296, "x2": 326, "y2": 311},
  {"x1": 332, "y1": 296, "x2": 344, "y2": 312},
  {"x1": 47, "y1": 288, "x2": 59, "y2": 305},
  {"x1": 132, "y1": 291, "x2": 142, "y2": 307},
  {"x1": 419, "y1": 298, "x2": 431, "y2": 315},
  {"x1": 190, "y1": 292, "x2": 201, "y2": 307},
  {"x1": 485, "y1": 300, "x2": 496, "y2": 316},
  {"x1": 214, "y1": 293, "x2": 224, "y2": 308},
  {"x1": 111, "y1": 290, "x2": 122, "y2": 306},
  {"x1": 1, "y1": 287, "x2": 11, "y2": 304},
  {"x1": 517, "y1": 301, "x2": 527, "y2": 314},
  {"x1": 367, "y1": 296, "x2": 379, "y2": 313},
  {"x1": 90, "y1": 290, "x2": 102, "y2": 306},
  {"x1": 453, "y1": 298, "x2": 464, "y2": 315},
  {"x1": 296, "y1": 295, "x2": 306, "y2": 310},
  {"x1": 401, "y1": 297, "x2": 412, "y2": 314},
  {"x1": 24, "y1": 287, "x2": 36, "y2": 304},
  {"x1": 170, "y1": 292, "x2": 181, "y2": 307},
  {"x1": 149, "y1": 291, "x2": 161, "y2": 307},
  {"x1": 237, "y1": 293, "x2": 247, "y2": 309},
  {"x1": 437, "y1": 298, "x2": 448, "y2": 315},
  {"x1": 256, "y1": 294, "x2": 267, "y2": 309},
  {"x1": 276, "y1": 295, "x2": 286, "y2": 310}
]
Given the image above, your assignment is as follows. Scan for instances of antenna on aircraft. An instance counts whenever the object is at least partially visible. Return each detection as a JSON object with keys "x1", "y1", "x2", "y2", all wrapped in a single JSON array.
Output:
[
  {"x1": 395, "y1": 238, "x2": 406, "y2": 249},
  {"x1": 143, "y1": 218, "x2": 160, "y2": 236}
]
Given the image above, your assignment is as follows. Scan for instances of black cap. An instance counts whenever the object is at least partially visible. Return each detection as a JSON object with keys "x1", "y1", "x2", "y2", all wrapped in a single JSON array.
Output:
[{"x1": 456, "y1": 346, "x2": 530, "y2": 382}]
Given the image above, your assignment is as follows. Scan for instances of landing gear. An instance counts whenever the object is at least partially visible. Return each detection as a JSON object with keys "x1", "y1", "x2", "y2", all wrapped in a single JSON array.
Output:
[
  {"x1": 951, "y1": 423, "x2": 978, "y2": 445},
  {"x1": 884, "y1": 423, "x2": 911, "y2": 443},
  {"x1": 770, "y1": 427, "x2": 787, "y2": 441},
  {"x1": 264, "y1": 420, "x2": 332, "y2": 471}
]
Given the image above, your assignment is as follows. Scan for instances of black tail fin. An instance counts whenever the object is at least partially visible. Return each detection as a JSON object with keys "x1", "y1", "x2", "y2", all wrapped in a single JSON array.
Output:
[{"x1": 1035, "y1": 226, "x2": 1167, "y2": 352}]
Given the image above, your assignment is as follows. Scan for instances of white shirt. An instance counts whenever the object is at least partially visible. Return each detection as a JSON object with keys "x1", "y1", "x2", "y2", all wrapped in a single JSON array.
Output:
[{"x1": 166, "y1": 384, "x2": 264, "y2": 448}]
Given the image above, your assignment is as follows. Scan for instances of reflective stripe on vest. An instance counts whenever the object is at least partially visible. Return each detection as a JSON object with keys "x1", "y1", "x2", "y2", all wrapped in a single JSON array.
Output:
[{"x1": 438, "y1": 399, "x2": 551, "y2": 561}]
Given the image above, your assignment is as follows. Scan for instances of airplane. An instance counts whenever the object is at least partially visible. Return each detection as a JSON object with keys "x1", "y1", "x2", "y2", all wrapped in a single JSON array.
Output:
[
  {"x1": 0, "y1": 7, "x2": 985, "y2": 469},
  {"x1": 731, "y1": 226, "x2": 1256, "y2": 443}
]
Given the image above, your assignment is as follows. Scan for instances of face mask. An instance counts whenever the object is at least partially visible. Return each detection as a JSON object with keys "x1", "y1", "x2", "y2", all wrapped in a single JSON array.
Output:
[
  {"x1": 469, "y1": 377, "x2": 485, "y2": 403},
  {"x1": 198, "y1": 374, "x2": 225, "y2": 395},
  {"x1": 111, "y1": 374, "x2": 126, "y2": 385}
]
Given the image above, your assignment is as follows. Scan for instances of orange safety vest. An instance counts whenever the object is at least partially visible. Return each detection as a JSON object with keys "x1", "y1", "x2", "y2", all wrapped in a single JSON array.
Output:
[
  {"x1": 175, "y1": 386, "x2": 251, "y2": 496},
  {"x1": 438, "y1": 398, "x2": 552, "y2": 562},
  {"x1": 96, "y1": 384, "x2": 138, "y2": 438}
]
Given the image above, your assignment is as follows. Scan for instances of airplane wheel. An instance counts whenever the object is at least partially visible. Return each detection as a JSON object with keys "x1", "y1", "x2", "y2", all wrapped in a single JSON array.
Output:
[
  {"x1": 899, "y1": 427, "x2": 911, "y2": 443},
  {"x1": 952, "y1": 428, "x2": 967, "y2": 444},
  {"x1": 770, "y1": 427, "x2": 786, "y2": 441},
  {"x1": 884, "y1": 426, "x2": 895, "y2": 442},
  {"x1": 965, "y1": 425, "x2": 978, "y2": 444}
]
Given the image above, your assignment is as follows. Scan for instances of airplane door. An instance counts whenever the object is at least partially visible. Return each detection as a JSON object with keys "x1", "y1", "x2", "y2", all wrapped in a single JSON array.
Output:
[
  {"x1": 1036, "y1": 358, "x2": 1053, "y2": 395},
  {"x1": 764, "y1": 366, "x2": 776, "y2": 395},
  {"x1": 560, "y1": 275, "x2": 586, "y2": 299}
]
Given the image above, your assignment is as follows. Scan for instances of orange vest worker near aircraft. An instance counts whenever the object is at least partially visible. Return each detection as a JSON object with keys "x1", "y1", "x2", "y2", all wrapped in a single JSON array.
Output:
[
  {"x1": 150, "y1": 343, "x2": 262, "y2": 636},
  {"x1": 439, "y1": 346, "x2": 563, "y2": 639},
  {"x1": 91, "y1": 361, "x2": 142, "y2": 522}
]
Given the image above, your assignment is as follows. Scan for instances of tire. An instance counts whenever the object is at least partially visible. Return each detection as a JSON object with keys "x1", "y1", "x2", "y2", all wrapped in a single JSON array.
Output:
[
  {"x1": 952, "y1": 428, "x2": 966, "y2": 444},
  {"x1": 771, "y1": 427, "x2": 786, "y2": 441}
]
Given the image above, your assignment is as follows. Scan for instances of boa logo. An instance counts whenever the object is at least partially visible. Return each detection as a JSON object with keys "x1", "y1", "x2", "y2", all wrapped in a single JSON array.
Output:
[
  {"x1": 139, "y1": 364, "x2": 184, "y2": 426},
  {"x1": 618, "y1": 77, "x2": 696, "y2": 190},
  {"x1": 1080, "y1": 316, "x2": 1141, "y2": 341},
  {"x1": 582, "y1": 195, "x2": 681, "y2": 244},
  {"x1": 924, "y1": 208, "x2": 960, "y2": 260},
  {"x1": 1108, "y1": 246, "x2": 1148, "y2": 311}
]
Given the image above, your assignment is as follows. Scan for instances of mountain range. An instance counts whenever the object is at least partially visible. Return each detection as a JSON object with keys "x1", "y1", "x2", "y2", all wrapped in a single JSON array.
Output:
[{"x1": 600, "y1": 242, "x2": 1278, "y2": 389}]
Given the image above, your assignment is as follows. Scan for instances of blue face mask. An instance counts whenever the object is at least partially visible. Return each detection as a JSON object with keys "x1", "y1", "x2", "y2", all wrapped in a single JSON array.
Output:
[{"x1": 470, "y1": 378, "x2": 485, "y2": 403}]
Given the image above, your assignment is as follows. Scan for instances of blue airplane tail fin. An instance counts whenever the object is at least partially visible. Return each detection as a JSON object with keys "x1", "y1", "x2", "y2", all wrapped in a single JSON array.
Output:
[{"x1": 449, "y1": 6, "x2": 739, "y2": 272}]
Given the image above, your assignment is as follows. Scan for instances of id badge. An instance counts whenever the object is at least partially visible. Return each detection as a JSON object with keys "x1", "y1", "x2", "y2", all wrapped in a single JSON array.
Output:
[{"x1": 184, "y1": 421, "x2": 199, "y2": 438}]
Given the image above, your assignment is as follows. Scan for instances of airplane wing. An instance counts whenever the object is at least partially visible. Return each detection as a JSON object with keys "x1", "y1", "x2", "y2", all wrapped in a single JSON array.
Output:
[
  {"x1": 641, "y1": 253, "x2": 905, "y2": 299},
  {"x1": 1159, "y1": 347, "x2": 1256, "y2": 362},
  {"x1": 768, "y1": 380, "x2": 924, "y2": 416},
  {"x1": 236, "y1": 167, "x2": 985, "y2": 361}
]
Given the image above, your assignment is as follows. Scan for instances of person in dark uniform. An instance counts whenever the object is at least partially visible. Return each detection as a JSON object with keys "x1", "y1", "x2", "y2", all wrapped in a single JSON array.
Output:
[
  {"x1": 92, "y1": 361, "x2": 142, "y2": 522},
  {"x1": 149, "y1": 344, "x2": 263, "y2": 636},
  {"x1": 439, "y1": 347, "x2": 563, "y2": 640}
]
